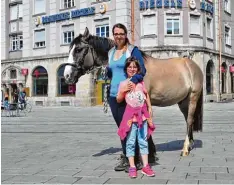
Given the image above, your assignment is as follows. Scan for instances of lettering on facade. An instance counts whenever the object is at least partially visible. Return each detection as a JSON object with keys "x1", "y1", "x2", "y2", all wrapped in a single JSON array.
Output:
[
  {"x1": 41, "y1": 7, "x2": 96, "y2": 24},
  {"x1": 139, "y1": 0, "x2": 182, "y2": 10},
  {"x1": 200, "y1": 0, "x2": 213, "y2": 15}
]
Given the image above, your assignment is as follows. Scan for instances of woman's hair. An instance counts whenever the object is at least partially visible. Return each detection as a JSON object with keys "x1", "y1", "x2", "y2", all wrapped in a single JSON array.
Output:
[
  {"x1": 124, "y1": 56, "x2": 141, "y2": 75},
  {"x1": 112, "y1": 23, "x2": 129, "y2": 44}
]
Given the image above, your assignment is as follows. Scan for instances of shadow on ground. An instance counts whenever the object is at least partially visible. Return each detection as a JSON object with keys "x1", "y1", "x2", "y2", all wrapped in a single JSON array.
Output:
[
  {"x1": 92, "y1": 140, "x2": 202, "y2": 157},
  {"x1": 156, "y1": 139, "x2": 203, "y2": 152}
]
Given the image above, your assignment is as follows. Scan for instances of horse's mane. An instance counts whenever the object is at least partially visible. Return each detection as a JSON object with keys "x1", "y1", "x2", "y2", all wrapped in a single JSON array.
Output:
[
  {"x1": 70, "y1": 33, "x2": 148, "y2": 61},
  {"x1": 88, "y1": 35, "x2": 115, "y2": 56}
]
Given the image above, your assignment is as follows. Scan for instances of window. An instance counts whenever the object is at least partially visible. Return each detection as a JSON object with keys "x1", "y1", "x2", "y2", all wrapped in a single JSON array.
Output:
[
  {"x1": 206, "y1": 18, "x2": 213, "y2": 39},
  {"x1": 10, "y1": 5, "x2": 18, "y2": 20},
  {"x1": 225, "y1": 26, "x2": 231, "y2": 45},
  {"x1": 224, "y1": 0, "x2": 231, "y2": 13},
  {"x1": 32, "y1": 66, "x2": 48, "y2": 96},
  {"x1": 190, "y1": 15, "x2": 200, "y2": 35},
  {"x1": 10, "y1": 35, "x2": 23, "y2": 51},
  {"x1": 63, "y1": 0, "x2": 75, "y2": 9},
  {"x1": 231, "y1": 66, "x2": 234, "y2": 93},
  {"x1": 34, "y1": 0, "x2": 45, "y2": 14},
  {"x1": 221, "y1": 63, "x2": 227, "y2": 94},
  {"x1": 96, "y1": 25, "x2": 109, "y2": 37},
  {"x1": 206, "y1": 61, "x2": 214, "y2": 94},
  {"x1": 62, "y1": 24, "x2": 74, "y2": 44},
  {"x1": 57, "y1": 65, "x2": 76, "y2": 95},
  {"x1": 166, "y1": 16, "x2": 180, "y2": 35},
  {"x1": 142, "y1": 14, "x2": 157, "y2": 36},
  {"x1": 10, "y1": 69, "x2": 17, "y2": 79},
  {"x1": 34, "y1": 29, "x2": 45, "y2": 48},
  {"x1": 19, "y1": 4, "x2": 23, "y2": 18}
]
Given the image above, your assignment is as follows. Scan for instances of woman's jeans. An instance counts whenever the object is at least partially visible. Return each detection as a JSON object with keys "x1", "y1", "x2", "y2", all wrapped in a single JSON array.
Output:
[
  {"x1": 126, "y1": 121, "x2": 148, "y2": 157},
  {"x1": 109, "y1": 96, "x2": 127, "y2": 155}
]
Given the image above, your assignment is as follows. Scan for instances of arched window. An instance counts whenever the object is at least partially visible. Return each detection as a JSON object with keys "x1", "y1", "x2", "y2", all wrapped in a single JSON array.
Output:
[
  {"x1": 32, "y1": 66, "x2": 48, "y2": 96},
  {"x1": 221, "y1": 63, "x2": 227, "y2": 94},
  {"x1": 57, "y1": 65, "x2": 76, "y2": 95},
  {"x1": 206, "y1": 60, "x2": 214, "y2": 94},
  {"x1": 231, "y1": 64, "x2": 234, "y2": 93}
]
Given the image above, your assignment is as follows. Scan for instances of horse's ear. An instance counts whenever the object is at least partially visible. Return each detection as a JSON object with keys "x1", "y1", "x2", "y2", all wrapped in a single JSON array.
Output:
[{"x1": 83, "y1": 27, "x2": 90, "y2": 40}]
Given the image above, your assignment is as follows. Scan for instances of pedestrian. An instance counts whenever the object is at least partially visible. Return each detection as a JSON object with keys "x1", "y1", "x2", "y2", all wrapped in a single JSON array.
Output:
[
  {"x1": 19, "y1": 89, "x2": 26, "y2": 109},
  {"x1": 117, "y1": 57, "x2": 156, "y2": 178},
  {"x1": 106, "y1": 23, "x2": 156, "y2": 171},
  {"x1": 13, "y1": 89, "x2": 19, "y2": 103}
]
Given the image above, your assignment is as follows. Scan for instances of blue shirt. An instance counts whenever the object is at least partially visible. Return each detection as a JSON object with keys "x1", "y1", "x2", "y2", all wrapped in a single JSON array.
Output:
[{"x1": 109, "y1": 49, "x2": 127, "y2": 97}]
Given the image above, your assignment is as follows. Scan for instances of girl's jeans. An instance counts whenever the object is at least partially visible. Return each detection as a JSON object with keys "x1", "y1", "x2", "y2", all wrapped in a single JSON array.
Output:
[{"x1": 126, "y1": 120, "x2": 149, "y2": 157}]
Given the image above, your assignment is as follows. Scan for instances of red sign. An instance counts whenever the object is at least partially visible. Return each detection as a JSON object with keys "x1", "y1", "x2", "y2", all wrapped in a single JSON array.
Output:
[
  {"x1": 34, "y1": 70, "x2": 40, "y2": 78},
  {"x1": 230, "y1": 66, "x2": 234, "y2": 73},
  {"x1": 21, "y1": 68, "x2": 28, "y2": 76},
  {"x1": 221, "y1": 66, "x2": 226, "y2": 73}
]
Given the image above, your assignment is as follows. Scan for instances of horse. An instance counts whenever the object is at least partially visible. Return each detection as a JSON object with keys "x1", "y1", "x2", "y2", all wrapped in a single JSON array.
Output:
[{"x1": 64, "y1": 27, "x2": 203, "y2": 157}]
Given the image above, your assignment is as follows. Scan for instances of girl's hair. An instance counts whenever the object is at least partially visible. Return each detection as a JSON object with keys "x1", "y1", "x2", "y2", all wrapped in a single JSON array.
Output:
[
  {"x1": 124, "y1": 56, "x2": 141, "y2": 75},
  {"x1": 112, "y1": 23, "x2": 130, "y2": 44}
]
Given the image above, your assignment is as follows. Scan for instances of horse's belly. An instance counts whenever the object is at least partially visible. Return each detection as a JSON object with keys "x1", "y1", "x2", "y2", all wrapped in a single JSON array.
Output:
[{"x1": 150, "y1": 90, "x2": 188, "y2": 107}]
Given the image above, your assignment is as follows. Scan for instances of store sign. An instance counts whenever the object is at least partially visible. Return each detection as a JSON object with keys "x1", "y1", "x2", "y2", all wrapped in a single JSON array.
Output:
[
  {"x1": 41, "y1": 7, "x2": 95, "y2": 24},
  {"x1": 200, "y1": 0, "x2": 213, "y2": 15},
  {"x1": 139, "y1": 0, "x2": 182, "y2": 10},
  {"x1": 230, "y1": 66, "x2": 234, "y2": 73},
  {"x1": 21, "y1": 68, "x2": 28, "y2": 76}
]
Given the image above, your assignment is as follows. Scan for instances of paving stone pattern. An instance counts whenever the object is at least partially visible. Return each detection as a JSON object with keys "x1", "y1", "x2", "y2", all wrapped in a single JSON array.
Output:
[{"x1": 1, "y1": 102, "x2": 234, "y2": 184}]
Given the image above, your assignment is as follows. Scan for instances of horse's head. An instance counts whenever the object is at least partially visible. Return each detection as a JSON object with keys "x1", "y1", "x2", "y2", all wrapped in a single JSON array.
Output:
[{"x1": 64, "y1": 27, "x2": 95, "y2": 84}]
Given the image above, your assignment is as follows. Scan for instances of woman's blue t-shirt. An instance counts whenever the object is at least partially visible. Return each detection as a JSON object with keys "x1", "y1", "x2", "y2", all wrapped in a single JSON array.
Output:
[{"x1": 109, "y1": 49, "x2": 127, "y2": 97}]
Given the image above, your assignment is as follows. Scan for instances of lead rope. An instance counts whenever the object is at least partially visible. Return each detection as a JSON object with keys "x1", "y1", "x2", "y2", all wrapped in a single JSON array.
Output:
[{"x1": 101, "y1": 66, "x2": 110, "y2": 114}]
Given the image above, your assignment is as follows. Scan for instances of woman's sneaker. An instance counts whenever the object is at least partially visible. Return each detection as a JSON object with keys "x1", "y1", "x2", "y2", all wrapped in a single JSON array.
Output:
[
  {"x1": 129, "y1": 167, "x2": 137, "y2": 178},
  {"x1": 141, "y1": 164, "x2": 155, "y2": 177}
]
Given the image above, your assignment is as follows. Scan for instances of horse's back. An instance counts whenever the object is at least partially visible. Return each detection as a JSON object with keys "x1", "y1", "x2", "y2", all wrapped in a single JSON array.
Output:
[{"x1": 144, "y1": 57, "x2": 203, "y2": 106}]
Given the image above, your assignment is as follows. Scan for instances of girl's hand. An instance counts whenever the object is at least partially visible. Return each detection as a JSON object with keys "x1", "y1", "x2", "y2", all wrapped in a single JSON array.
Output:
[
  {"x1": 121, "y1": 83, "x2": 131, "y2": 93},
  {"x1": 148, "y1": 106, "x2": 153, "y2": 118},
  {"x1": 128, "y1": 81, "x2": 135, "y2": 91}
]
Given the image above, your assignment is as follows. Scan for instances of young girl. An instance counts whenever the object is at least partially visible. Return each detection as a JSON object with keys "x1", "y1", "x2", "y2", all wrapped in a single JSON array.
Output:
[{"x1": 116, "y1": 57, "x2": 155, "y2": 178}]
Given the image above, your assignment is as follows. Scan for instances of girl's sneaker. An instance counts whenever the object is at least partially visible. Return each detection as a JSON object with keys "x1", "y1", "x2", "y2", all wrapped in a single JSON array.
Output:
[
  {"x1": 141, "y1": 164, "x2": 155, "y2": 177},
  {"x1": 129, "y1": 167, "x2": 137, "y2": 178}
]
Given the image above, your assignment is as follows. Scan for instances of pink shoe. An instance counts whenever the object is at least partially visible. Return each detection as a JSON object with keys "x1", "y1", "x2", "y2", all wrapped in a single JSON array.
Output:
[
  {"x1": 129, "y1": 167, "x2": 137, "y2": 178},
  {"x1": 141, "y1": 164, "x2": 155, "y2": 177}
]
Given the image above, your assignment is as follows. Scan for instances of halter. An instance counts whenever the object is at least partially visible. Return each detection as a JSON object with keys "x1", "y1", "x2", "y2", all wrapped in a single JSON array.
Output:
[
  {"x1": 64, "y1": 39, "x2": 109, "y2": 113},
  {"x1": 63, "y1": 40, "x2": 98, "y2": 75}
]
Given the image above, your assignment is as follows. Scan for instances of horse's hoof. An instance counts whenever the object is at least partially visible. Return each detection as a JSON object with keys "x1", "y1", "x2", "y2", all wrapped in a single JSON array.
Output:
[{"x1": 181, "y1": 151, "x2": 189, "y2": 157}]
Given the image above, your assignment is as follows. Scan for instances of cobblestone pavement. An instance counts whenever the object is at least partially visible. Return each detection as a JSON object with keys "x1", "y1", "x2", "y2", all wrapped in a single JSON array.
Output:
[{"x1": 1, "y1": 102, "x2": 234, "y2": 184}]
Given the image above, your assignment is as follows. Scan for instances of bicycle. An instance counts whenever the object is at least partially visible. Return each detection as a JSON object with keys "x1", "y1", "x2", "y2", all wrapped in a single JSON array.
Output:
[{"x1": 18, "y1": 99, "x2": 32, "y2": 113}]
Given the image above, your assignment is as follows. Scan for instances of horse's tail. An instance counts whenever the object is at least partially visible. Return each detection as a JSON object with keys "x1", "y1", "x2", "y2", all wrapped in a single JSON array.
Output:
[{"x1": 193, "y1": 89, "x2": 203, "y2": 132}]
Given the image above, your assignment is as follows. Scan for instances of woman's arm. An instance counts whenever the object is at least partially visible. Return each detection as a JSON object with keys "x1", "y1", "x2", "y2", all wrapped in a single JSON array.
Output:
[
  {"x1": 116, "y1": 91, "x2": 125, "y2": 103},
  {"x1": 130, "y1": 47, "x2": 146, "y2": 84}
]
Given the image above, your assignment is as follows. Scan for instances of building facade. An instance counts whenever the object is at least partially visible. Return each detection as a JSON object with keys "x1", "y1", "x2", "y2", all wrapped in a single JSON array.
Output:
[{"x1": 1, "y1": 0, "x2": 234, "y2": 106}]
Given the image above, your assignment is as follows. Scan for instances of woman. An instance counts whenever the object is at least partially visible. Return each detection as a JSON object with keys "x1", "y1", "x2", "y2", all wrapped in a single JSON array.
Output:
[{"x1": 107, "y1": 23, "x2": 156, "y2": 172}]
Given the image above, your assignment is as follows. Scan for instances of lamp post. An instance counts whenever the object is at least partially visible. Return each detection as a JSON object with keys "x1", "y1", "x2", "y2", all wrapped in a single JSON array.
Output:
[
  {"x1": 131, "y1": 0, "x2": 135, "y2": 44},
  {"x1": 218, "y1": 0, "x2": 222, "y2": 102}
]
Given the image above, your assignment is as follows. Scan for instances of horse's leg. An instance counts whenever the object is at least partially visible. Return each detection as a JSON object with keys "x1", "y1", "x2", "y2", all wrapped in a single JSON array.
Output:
[
  {"x1": 178, "y1": 96, "x2": 190, "y2": 156},
  {"x1": 179, "y1": 92, "x2": 199, "y2": 156}
]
